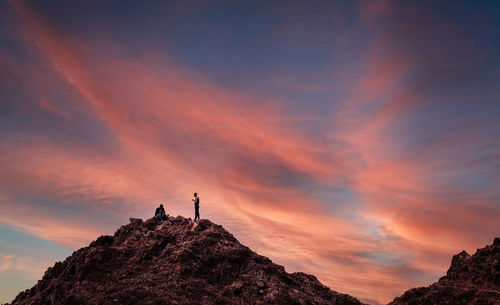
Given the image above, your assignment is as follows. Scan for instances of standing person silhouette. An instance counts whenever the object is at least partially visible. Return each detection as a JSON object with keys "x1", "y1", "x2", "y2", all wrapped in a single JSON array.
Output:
[{"x1": 192, "y1": 193, "x2": 200, "y2": 221}]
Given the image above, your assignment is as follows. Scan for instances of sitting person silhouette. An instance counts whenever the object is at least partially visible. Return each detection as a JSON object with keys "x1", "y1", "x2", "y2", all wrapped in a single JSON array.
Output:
[{"x1": 155, "y1": 204, "x2": 168, "y2": 221}]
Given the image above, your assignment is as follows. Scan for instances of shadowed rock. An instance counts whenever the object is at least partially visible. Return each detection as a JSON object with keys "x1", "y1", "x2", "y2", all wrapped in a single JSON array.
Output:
[
  {"x1": 388, "y1": 237, "x2": 500, "y2": 305},
  {"x1": 7, "y1": 216, "x2": 366, "y2": 305}
]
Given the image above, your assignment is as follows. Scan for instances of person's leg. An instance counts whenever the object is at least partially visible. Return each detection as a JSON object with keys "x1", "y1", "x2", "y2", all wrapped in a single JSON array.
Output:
[{"x1": 195, "y1": 209, "x2": 200, "y2": 220}]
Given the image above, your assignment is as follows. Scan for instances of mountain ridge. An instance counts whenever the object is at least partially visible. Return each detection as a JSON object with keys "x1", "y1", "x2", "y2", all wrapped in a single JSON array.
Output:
[
  {"x1": 5, "y1": 216, "x2": 499, "y2": 305},
  {"x1": 6, "y1": 216, "x2": 366, "y2": 305},
  {"x1": 388, "y1": 237, "x2": 500, "y2": 305}
]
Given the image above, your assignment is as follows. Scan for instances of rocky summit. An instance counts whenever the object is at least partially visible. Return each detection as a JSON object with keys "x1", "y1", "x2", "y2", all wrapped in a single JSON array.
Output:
[
  {"x1": 389, "y1": 238, "x2": 500, "y2": 305},
  {"x1": 8, "y1": 217, "x2": 365, "y2": 305}
]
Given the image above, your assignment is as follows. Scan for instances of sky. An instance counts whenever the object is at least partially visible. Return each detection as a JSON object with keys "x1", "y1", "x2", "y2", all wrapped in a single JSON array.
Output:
[{"x1": 0, "y1": 0, "x2": 499, "y2": 304}]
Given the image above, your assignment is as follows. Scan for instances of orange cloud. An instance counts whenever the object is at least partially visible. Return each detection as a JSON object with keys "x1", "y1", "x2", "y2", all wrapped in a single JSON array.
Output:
[{"x1": 3, "y1": 1, "x2": 499, "y2": 305}]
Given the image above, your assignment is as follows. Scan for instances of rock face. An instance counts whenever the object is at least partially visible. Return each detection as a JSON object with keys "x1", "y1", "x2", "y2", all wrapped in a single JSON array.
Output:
[
  {"x1": 8, "y1": 217, "x2": 365, "y2": 305},
  {"x1": 389, "y1": 238, "x2": 500, "y2": 305}
]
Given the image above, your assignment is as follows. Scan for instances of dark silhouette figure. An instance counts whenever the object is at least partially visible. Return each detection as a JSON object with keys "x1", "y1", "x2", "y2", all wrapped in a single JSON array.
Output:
[
  {"x1": 192, "y1": 193, "x2": 200, "y2": 221},
  {"x1": 155, "y1": 204, "x2": 167, "y2": 221}
]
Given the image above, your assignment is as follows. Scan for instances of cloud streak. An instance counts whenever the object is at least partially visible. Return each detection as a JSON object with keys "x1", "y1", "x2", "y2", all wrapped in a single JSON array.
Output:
[{"x1": 1, "y1": 1, "x2": 499, "y2": 304}]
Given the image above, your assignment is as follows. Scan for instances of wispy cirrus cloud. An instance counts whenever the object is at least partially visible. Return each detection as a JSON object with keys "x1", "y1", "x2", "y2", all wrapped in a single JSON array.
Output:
[
  {"x1": 1, "y1": 1, "x2": 499, "y2": 304},
  {"x1": 0, "y1": 253, "x2": 50, "y2": 279}
]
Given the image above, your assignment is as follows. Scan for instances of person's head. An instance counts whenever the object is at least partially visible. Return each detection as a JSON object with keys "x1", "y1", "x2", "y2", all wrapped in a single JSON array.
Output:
[
  {"x1": 194, "y1": 192, "x2": 197, "y2": 197},
  {"x1": 160, "y1": 204, "x2": 163, "y2": 208}
]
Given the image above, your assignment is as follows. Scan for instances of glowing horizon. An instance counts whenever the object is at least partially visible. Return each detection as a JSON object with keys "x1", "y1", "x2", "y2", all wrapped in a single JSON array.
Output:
[{"x1": 1, "y1": 1, "x2": 499, "y2": 304}]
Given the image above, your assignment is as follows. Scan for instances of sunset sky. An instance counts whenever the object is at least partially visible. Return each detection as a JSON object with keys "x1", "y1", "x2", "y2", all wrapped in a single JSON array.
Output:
[{"x1": 1, "y1": 1, "x2": 500, "y2": 304}]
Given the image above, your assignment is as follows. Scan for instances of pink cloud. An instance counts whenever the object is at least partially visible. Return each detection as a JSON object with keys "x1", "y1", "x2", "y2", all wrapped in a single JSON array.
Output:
[
  {"x1": 3, "y1": 1, "x2": 499, "y2": 304},
  {"x1": 0, "y1": 253, "x2": 49, "y2": 279}
]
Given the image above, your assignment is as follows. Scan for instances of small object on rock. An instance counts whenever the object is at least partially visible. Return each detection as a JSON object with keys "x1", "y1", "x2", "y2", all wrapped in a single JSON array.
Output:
[
  {"x1": 129, "y1": 218, "x2": 143, "y2": 224},
  {"x1": 231, "y1": 281, "x2": 244, "y2": 294}
]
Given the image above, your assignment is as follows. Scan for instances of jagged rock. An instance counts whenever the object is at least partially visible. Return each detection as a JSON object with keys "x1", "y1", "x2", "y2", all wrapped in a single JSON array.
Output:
[
  {"x1": 388, "y1": 238, "x2": 500, "y2": 305},
  {"x1": 7, "y1": 216, "x2": 366, "y2": 305}
]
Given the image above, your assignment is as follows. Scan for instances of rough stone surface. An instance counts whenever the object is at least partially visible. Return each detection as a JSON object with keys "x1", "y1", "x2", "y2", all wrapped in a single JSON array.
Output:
[
  {"x1": 388, "y1": 238, "x2": 500, "y2": 305},
  {"x1": 8, "y1": 217, "x2": 366, "y2": 305}
]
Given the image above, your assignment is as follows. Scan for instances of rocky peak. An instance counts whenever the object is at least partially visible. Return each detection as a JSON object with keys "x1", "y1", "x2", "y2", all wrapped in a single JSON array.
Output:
[
  {"x1": 8, "y1": 216, "x2": 366, "y2": 305},
  {"x1": 389, "y1": 238, "x2": 500, "y2": 305},
  {"x1": 443, "y1": 239, "x2": 500, "y2": 286},
  {"x1": 446, "y1": 250, "x2": 471, "y2": 279}
]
